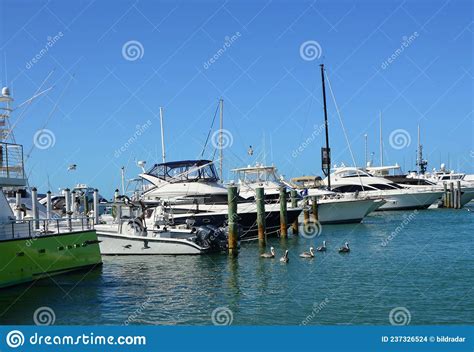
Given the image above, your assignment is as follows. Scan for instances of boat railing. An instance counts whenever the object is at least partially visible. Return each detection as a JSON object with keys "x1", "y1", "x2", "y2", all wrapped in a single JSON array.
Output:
[
  {"x1": 0, "y1": 142, "x2": 26, "y2": 185},
  {"x1": 0, "y1": 216, "x2": 95, "y2": 240}
]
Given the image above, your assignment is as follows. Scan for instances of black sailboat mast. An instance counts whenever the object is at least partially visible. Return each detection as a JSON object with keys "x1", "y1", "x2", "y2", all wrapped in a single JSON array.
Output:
[{"x1": 320, "y1": 64, "x2": 331, "y2": 190}]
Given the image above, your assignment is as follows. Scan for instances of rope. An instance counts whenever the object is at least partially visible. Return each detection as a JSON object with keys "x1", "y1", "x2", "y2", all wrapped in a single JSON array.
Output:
[
  {"x1": 324, "y1": 69, "x2": 365, "y2": 189},
  {"x1": 200, "y1": 100, "x2": 220, "y2": 158}
]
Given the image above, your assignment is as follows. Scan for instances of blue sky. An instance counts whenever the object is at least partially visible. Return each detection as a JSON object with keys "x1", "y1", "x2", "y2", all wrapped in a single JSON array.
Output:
[{"x1": 0, "y1": 0, "x2": 472, "y2": 196}]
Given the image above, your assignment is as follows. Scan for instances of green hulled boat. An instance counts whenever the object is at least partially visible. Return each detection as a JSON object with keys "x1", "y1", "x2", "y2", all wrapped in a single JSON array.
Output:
[{"x1": 0, "y1": 88, "x2": 102, "y2": 289}]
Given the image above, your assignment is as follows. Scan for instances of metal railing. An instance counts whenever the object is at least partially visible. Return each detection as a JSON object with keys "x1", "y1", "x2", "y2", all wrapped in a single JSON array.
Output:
[
  {"x1": 0, "y1": 142, "x2": 25, "y2": 180},
  {"x1": 0, "y1": 217, "x2": 95, "y2": 240}
]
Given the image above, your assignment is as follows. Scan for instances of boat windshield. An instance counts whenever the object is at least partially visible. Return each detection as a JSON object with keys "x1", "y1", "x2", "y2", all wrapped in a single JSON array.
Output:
[
  {"x1": 334, "y1": 168, "x2": 371, "y2": 178},
  {"x1": 235, "y1": 168, "x2": 279, "y2": 183},
  {"x1": 147, "y1": 160, "x2": 219, "y2": 183}
]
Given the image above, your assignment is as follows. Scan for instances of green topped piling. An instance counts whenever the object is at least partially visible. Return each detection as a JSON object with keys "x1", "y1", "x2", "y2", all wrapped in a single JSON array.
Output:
[
  {"x1": 311, "y1": 196, "x2": 319, "y2": 222},
  {"x1": 256, "y1": 187, "x2": 266, "y2": 246},
  {"x1": 279, "y1": 186, "x2": 288, "y2": 238},
  {"x1": 290, "y1": 189, "x2": 298, "y2": 235},
  {"x1": 449, "y1": 182, "x2": 454, "y2": 209},
  {"x1": 227, "y1": 185, "x2": 239, "y2": 256},
  {"x1": 303, "y1": 198, "x2": 310, "y2": 225}
]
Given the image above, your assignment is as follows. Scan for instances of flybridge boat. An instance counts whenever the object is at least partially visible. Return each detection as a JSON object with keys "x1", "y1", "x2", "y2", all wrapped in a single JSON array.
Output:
[
  {"x1": 231, "y1": 163, "x2": 285, "y2": 201},
  {"x1": 324, "y1": 167, "x2": 443, "y2": 211},
  {"x1": 139, "y1": 160, "x2": 228, "y2": 204},
  {"x1": 135, "y1": 159, "x2": 302, "y2": 239}
]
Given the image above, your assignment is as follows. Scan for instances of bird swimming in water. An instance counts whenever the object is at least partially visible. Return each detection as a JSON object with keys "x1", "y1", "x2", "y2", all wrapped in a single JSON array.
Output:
[
  {"x1": 338, "y1": 242, "x2": 350, "y2": 253},
  {"x1": 260, "y1": 247, "x2": 275, "y2": 258},
  {"x1": 280, "y1": 250, "x2": 289, "y2": 263},
  {"x1": 317, "y1": 240, "x2": 327, "y2": 252},
  {"x1": 300, "y1": 247, "x2": 315, "y2": 258}
]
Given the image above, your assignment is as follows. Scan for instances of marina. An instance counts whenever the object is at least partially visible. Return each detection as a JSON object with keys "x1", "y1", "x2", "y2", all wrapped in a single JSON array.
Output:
[{"x1": 0, "y1": 2, "x2": 472, "y2": 346}]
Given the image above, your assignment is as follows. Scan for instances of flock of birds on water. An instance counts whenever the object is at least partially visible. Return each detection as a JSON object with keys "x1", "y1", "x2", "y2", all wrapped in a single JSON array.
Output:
[{"x1": 260, "y1": 241, "x2": 350, "y2": 263}]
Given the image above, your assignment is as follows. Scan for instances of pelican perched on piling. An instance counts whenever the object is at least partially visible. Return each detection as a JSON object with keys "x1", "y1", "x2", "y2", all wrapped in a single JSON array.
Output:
[
  {"x1": 260, "y1": 247, "x2": 275, "y2": 258},
  {"x1": 317, "y1": 241, "x2": 327, "y2": 252},
  {"x1": 338, "y1": 242, "x2": 350, "y2": 253},
  {"x1": 280, "y1": 250, "x2": 289, "y2": 263},
  {"x1": 300, "y1": 247, "x2": 314, "y2": 258}
]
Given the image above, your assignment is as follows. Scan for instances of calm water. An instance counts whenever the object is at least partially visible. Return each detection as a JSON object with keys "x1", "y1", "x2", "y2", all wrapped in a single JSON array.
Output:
[{"x1": 1, "y1": 206, "x2": 473, "y2": 325}]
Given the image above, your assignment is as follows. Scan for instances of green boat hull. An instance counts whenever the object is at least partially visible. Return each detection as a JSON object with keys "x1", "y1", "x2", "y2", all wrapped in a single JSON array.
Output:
[{"x1": 0, "y1": 230, "x2": 102, "y2": 288}]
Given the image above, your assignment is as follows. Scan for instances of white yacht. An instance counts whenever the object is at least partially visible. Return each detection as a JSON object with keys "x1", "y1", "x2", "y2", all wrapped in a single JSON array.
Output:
[
  {"x1": 231, "y1": 163, "x2": 384, "y2": 224},
  {"x1": 324, "y1": 167, "x2": 443, "y2": 211}
]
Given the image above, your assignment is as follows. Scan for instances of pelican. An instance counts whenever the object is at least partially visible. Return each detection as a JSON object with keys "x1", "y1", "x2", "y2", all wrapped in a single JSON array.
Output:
[
  {"x1": 280, "y1": 250, "x2": 289, "y2": 263},
  {"x1": 338, "y1": 242, "x2": 350, "y2": 253},
  {"x1": 317, "y1": 241, "x2": 327, "y2": 252},
  {"x1": 260, "y1": 247, "x2": 275, "y2": 258},
  {"x1": 300, "y1": 247, "x2": 314, "y2": 258}
]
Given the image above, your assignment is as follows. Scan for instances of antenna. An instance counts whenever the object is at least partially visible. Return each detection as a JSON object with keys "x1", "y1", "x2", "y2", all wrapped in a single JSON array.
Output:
[
  {"x1": 416, "y1": 124, "x2": 428, "y2": 174},
  {"x1": 121, "y1": 166, "x2": 126, "y2": 194},
  {"x1": 364, "y1": 133, "x2": 368, "y2": 167},
  {"x1": 219, "y1": 98, "x2": 223, "y2": 182},
  {"x1": 159, "y1": 107, "x2": 166, "y2": 163},
  {"x1": 379, "y1": 110, "x2": 383, "y2": 167}
]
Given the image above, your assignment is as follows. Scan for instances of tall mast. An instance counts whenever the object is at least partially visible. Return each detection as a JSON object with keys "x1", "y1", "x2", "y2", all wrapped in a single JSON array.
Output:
[
  {"x1": 159, "y1": 107, "x2": 166, "y2": 163},
  {"x1": 0, "y1": 87, "x2": 13, "y2": 143},
  {"x1": 379, "y1": 110, "x2": 383, "y2": 167},
  {"x1": 219, "y1": 98, "x2": 224, "y2": 182},
  {"x1": 320, "y1": 64, "x2": 331, "y2": 190}
]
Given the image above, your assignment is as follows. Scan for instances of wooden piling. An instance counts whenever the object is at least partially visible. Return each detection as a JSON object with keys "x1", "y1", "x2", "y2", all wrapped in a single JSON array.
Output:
[
  {"x1": 311, "y1": 196, "x2": 319, "y2": 222},
  {"x1": 443, "y1": 182, "x2": 447, "y2": 208},
  {"x1": 256, "y1": 187, "x2": 266, "y2": 246},
  {"x1": 227, "y1": 186, "x2": 239, "y2": 256},
  {"x1": 303, "y1": 198, "x2": 310, "y2": 225},
  {"x1": 290, "y1": 189, "x2": 298, "y2": 235},
  {"x1": 453, "y1": 183, "x2": 458, "y2": 209},
  {"x1": 279, "y1": 186, "x2": 288, "y2": 238},
  {"x1": 449, "y1": 182, "x2": 454, "y2": 209},
  {"x1": 456, "y1": 180, "x2": 462, "y2": 209}
]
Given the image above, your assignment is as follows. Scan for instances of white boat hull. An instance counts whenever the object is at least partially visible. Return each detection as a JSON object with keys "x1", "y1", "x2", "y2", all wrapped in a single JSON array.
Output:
[
  {"x1": 377, "y1": 191, "x2": 443, "y2": 210},
  {"x1": 97, "y1": 232, "x2": 206, "y2": 255},
  {"x1": 315, "y1": 198, "x2": 382, "y2": 224}
]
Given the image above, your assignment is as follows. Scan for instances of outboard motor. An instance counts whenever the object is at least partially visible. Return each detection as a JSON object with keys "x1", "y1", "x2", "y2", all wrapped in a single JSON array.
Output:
[{"x1": 194, "y1": 225, "x2": 229, "y2": 252}]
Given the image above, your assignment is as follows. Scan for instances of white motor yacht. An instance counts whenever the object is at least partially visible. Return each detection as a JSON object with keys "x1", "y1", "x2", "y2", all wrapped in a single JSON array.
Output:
[{"x1": 324, "y1": 167, "x2": 443, "y2": 211}]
